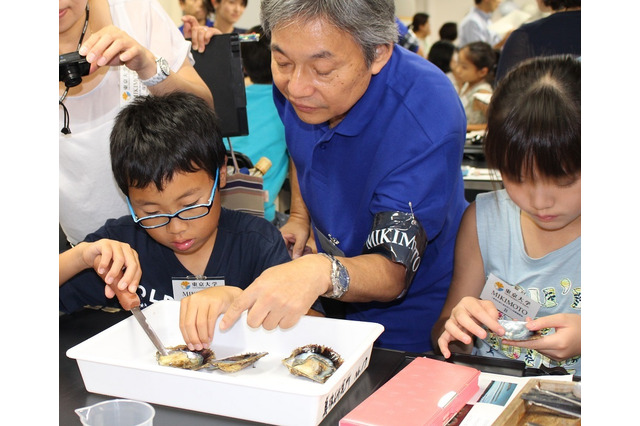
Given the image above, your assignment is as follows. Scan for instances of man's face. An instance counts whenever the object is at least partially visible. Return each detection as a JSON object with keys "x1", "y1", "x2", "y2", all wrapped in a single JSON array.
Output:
[{"x1": 270, "y1": 18, "x2": 389, "y2": 128}]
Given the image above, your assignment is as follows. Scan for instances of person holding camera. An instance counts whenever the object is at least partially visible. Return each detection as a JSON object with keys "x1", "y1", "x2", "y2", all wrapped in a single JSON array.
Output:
[{"x1": 59, "y1": 0, "x2": 213, "y2": 247}]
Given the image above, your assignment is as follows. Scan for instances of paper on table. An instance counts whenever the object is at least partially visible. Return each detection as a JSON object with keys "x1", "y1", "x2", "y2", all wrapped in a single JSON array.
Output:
[
  {"x1": 473, "y1": 92, "x2": 492, "y2": 105},
  {"x1": 459, "y1": 373, "x2": 573, "y2": 426},
  {"x1": 488, "y1": 10, "x2": 531, "y2": 36}
]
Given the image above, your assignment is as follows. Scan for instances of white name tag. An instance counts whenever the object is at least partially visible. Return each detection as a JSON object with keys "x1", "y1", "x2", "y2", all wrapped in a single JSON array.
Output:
[
  {"x1": 171, "y1": 276, "x2": 225, "y2": 301},
  {"x1": 119, "y1": 65, "x2": 149, "y2": 107},
  {"x1": 479, "y1": 273, "x2": 541, "y2": 321}
]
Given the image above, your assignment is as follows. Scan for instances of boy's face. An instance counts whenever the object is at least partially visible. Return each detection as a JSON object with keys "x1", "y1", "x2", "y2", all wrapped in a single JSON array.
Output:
[{"x1": 127, "y1": 169, "x2": 226, "y2": 257}]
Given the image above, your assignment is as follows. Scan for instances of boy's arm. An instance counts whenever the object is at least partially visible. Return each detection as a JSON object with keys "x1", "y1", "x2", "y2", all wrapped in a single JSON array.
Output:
[
  {"x1": 59, "y1": 243, "x2": 92, "y2": 285},
  {"x1": 59, "y1": 240, "x2": 142, "y2": 297}
]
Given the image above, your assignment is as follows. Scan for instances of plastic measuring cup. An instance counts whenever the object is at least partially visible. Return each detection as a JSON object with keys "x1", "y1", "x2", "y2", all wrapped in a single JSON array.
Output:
[{"x1": 75, "y1": 399, "x2": 155, "y2": 426}]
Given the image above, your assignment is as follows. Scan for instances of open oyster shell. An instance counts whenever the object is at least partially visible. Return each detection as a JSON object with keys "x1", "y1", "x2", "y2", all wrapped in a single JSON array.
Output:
[
  {"x1": 209, "y1": 352, "x2": 269, "y2": 372},
  {"x1": 282, "y1": 344, "x2": 344, "y2": 384},
  {"x1": 156, "y1": 345, "x2": 215, "y2": 370}
]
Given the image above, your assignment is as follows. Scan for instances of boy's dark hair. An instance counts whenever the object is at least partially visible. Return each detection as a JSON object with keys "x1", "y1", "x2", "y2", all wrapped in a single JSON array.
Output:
[
  {"x1": 439, "y1": 22, "x2": 457, "y2": 41},
  {"x1": 427, "y1": 40, "x2": 456, "y2": 74},
  {"x1": 110, "y1": 92, "x2": 226, "y2": 195},
  {"x1": 485, "y1": 55, "x2": 581, "y2": 181},
  {"x1": 241, "y1": 25, "x2": 273, "y2": 84},
  {"x1": 462, "y1": 41, "x2": 498, "y2": 85}
]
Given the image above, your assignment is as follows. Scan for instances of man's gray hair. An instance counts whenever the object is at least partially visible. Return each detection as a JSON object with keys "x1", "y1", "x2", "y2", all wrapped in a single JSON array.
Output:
[{"x1": 260, "y1": 0, "x2": 397, "y2": 68}]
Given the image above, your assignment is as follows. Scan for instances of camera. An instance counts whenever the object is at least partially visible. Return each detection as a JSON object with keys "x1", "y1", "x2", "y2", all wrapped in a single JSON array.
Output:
[{"x1": 59, "y1": 51, "x2": 90, "y2": 88}]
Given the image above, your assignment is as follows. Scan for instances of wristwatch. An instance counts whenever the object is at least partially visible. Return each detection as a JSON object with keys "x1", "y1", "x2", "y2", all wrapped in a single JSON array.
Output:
[
  {"x1": 319, "y1": 253, "x2": 350, "y2": 299},
  {"x1": 140, "y1": 57, "x2": 170, "y2": 87}
]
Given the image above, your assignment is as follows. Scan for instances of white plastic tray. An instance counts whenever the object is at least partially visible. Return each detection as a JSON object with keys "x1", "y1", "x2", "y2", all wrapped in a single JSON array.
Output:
[{"x1": 67, "y1": 300, "x2": 384, "y2": 425}]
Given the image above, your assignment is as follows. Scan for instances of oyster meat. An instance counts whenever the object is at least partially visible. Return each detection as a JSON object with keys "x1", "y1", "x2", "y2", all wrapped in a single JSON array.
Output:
[
  {"x1": 283, "y1": 344, "x2": 344, "y2": 384},
  {"x1": 208, "y1": 352, "x2": 269, "y2": 373},
  {"x1": 156, "y1": 345, "x2": 215, "y2": 370},
  {"x1": 499, "y1": 319, "x2": 541, "y2": 341}
]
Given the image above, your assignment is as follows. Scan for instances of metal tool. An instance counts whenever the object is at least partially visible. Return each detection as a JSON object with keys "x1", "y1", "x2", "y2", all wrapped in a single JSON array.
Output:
[{"x1": 109, "y1": 282, "x2": 169, "y2": 356}]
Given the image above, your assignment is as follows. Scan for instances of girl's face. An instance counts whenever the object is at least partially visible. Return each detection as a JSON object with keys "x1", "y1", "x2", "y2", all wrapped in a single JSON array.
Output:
[
  {"x1": 454, "y1": 47, "x2": 487, "y2": 85},
  {"x1": 59, "y1": 0, "x2": 87, "y2": 34},
  {"x1": 213, "y1": 0, "x2": 246, "y2": 25},
  {"x1": 502, "y1": 170, "x2": 581, "y2": 232}
]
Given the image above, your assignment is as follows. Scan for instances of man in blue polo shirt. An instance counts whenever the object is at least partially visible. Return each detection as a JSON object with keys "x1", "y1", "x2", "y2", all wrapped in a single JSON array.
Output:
[{"x1": 220, "y1": 0, "x2": 468, "y2": 353}]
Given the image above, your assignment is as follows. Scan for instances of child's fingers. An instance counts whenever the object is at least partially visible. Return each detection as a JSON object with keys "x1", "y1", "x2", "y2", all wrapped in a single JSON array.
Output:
[
  {"x1": 117, "y1": 248, "x2": 140, "y2": 291},
  {"x1": 104, "y1": 247, "x2": 126, "y2": 285},
  {"x1": 437, "y1": 331, "x2": 454, "y2": 358},
  {"x1": 104, "y1": 285, "x2": 116, "y2": 299},
  {"x1": 96, "y1": 245, "x2": 114, "y2": 277},
  {"x1": 443, "y1": 317, "x2": 475, "y2": 345}
]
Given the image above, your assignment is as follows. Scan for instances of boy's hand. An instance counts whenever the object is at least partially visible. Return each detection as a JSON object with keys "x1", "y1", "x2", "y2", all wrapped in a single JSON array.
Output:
[
  {"x1": 80, "y1": 239, "x2": 141, "y2": 297},
  {"x1": 437, "y1": 297, "x2": 504, "y2": 358},
  {"x1": 179, "y1": 286, "x2": 243, "y2": 351},
  {"x1": 502, "y1": 313, "x2": 581, "y2": 361}
]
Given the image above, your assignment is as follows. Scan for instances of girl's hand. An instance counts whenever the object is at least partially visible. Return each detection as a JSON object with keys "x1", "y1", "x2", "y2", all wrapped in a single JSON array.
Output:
[
  {"x1": 79, "y1": 239, "x2": 141, "y2": 298},
  {"x1": 502, "y1": 314, "x2": 581, "y2": 361},
  {"x1": 78, "y1": 25, "x2": 157, "y2": 80},
  {"x1": 179, "y1": 286, "x2": 243, "y2": 351},
  {"x1": 437, "y1": 297, "x2": 504, "y2": 358}
]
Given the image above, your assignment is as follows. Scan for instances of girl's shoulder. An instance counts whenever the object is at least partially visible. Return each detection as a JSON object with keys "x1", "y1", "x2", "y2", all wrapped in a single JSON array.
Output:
[{"x1": 475, "y1": 189, "x2": 515, "y2": 219}]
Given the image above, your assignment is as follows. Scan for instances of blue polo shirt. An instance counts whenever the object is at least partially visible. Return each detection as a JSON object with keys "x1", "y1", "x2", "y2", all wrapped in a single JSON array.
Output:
[{"x1": 274, "y1": 45, "x2": 468, "y2": 352}]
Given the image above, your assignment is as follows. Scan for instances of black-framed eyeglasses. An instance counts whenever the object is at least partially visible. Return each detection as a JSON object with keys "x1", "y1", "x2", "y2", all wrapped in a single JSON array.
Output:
[{"x1": 126, "y1": 169, "x2": 219, "y2": 229}]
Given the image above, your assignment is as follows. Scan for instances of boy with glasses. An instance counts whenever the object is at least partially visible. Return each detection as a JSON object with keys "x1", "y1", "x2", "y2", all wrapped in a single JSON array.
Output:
[{"x1": 59, "y1": 92, "x2": 298, "y2": 350}]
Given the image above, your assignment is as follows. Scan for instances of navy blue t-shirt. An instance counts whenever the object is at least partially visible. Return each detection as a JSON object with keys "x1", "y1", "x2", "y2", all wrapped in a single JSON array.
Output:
[{"x1": 60, "y1": 208, "x2": 291, "y2": 314}]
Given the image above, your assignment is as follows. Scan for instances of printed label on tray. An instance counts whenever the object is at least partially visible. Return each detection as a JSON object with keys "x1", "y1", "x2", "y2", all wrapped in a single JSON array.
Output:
[{"x1": 322, "y1": 354, "x2": 370, "y2": 416}]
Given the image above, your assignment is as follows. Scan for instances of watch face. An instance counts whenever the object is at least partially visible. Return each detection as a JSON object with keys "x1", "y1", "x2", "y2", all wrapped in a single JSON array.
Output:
[{"x1": 158, "y1": 58, "x2": 170, "y2": 76}]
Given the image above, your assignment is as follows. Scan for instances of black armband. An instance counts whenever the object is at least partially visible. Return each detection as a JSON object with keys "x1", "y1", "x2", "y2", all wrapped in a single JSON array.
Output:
[{"x1": 362, "y1": 211, "x2": 427, "y2": 298}]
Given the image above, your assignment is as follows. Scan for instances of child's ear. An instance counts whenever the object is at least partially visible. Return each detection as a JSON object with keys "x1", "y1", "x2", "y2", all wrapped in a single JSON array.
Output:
[
  {"x1": 220, "y1": 159, "x2": 228, "y2": 189},
  {"x1": 478, "y1": 66, "x2": 489, "y2": 79}
]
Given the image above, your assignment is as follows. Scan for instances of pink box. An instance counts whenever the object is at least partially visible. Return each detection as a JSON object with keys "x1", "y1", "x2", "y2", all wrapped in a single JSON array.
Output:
[{"x1": 340, "y1": 357, "x2": 480, "y2": 426}]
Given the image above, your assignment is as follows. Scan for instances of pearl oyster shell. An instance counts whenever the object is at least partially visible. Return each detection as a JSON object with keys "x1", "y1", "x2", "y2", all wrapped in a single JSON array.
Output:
[
  {"x1": 282, "y1": 344, "x2": 343, "y2": 384},
  {"x1": 208, "y1": 352, "x2": 269, "y2": 372},
  {"x1": 499, "y1": 320, "x2": 542, "y2": 341},
  {"x1": 156, "y1": 345, "x2": 215, "y2": 370}
]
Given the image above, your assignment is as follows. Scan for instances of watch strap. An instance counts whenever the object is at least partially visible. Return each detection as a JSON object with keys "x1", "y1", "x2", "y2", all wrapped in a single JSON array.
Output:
[
  {"x1": 319, "y1": 252, "x2": 349, "y2": 299},
  {"x1": 141, "y1": 57, "x2": 169, "y2": 87}
]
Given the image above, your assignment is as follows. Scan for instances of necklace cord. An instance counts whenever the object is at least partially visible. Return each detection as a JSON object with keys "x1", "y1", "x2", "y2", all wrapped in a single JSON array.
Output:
[{"x1": 60, "y1": 3, "x2": 90, "y2": 134}]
